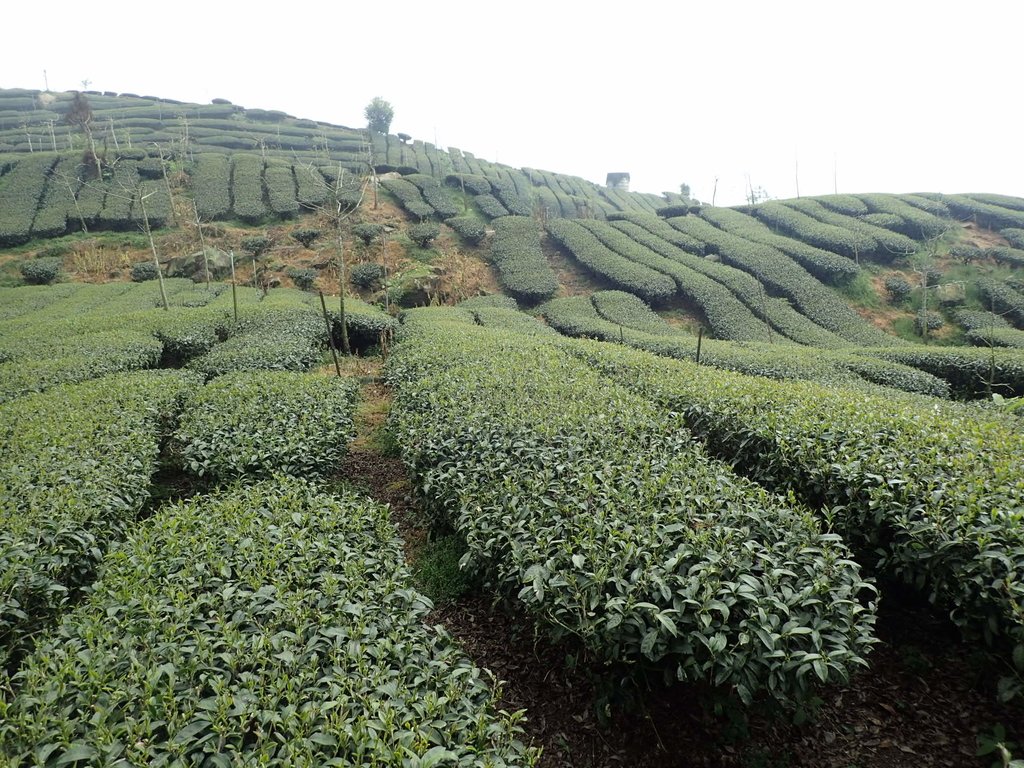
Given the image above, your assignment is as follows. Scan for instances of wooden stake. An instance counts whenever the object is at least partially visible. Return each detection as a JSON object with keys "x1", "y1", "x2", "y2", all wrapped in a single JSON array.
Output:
[
  {"x1": 229, "y1": 250, "x2": 238, "y2": 323},
  {"x1": 319, "y1": 291, "x2": 342, "y2": 378}
]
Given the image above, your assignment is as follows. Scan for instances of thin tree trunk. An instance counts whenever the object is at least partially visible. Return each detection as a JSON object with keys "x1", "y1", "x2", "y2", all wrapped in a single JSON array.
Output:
[
  {"x1": 193, "y1": 199, "x2": 210, "y2": 288},
  {"x1": 336, "y1": 224, "x2": 351, "y2": 355},
  {"x1": 138, "y1": 192, "x2": 169, "y2": 311},
  {"x1": 157, "y1": 146, "x2": 176, "y2": 226}
]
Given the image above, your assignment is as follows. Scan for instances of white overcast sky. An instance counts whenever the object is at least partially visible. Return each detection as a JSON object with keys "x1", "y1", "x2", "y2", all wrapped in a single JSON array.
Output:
[{"x1": 3, "y1": 1, "x2": 1022, "y2": 206}]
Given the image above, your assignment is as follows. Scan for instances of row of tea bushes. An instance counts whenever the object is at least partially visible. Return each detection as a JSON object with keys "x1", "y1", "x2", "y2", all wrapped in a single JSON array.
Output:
[
  {"x1": 572, "y1": 341, "x2": 1024, "y2": 689},
  {"x1": 488, "y1": 216, "x2": 558, "y2": 304},
  {"x1": 0, "y1": 370, "x2": 202, "y2": 673},
  {"x1": 0, "y1": 281, "x2": 199, "y2": 401},
  {"x1": 855, "y1": 193, "x2": 950, "y2": 238},
  {"x1": 1, "y1": 478, "x2": 538, "y2": 767},
  {"x1": 594, "y1": 218, "x2": 850, "y2": 347},
  {"x1": 404, "y1": 173, "x2": 463, "y2": 219},
  {"x1": 979, "y1": 279, "x2": 1024, "y2": 328},
  {"x1": 545, "y1": 218, "x2": 676, "y2": 303},
  {"x1": 936, "y1": 193, "x2": 1024, "y2": 230},
  {"x1": 591, "y1": 290, "x2": 680, "y2": 336},
  {"x1": 231, "y1": 154, "x2": 270, "y2": 223},
  {"x1": 174, "y1": 371, "x2": 358, "y2": 480},
  {"x1": 777, "y1": 199, "x2": 919, "y2": 261},
  {"x1": 185, "y1": 304, "x2": 327, "y2": 377},
  {"x1": 0, "y1": 332, "x2": 164, "y2": 404},
  {"x1": 0, "y1": 284, "x2": 330, "y2": 396},
  {"x1": 190, "y1": 153, "x2": 232, "y2": 220},
  {"x1": 864, "y1": 345, "x2": 1024, "y2": 398},
  {"x1": 537, "y1": 295, "x2": 948, "y2": 396},
  {"x1": 575, "y1": 219, "x2": 772, "y2": 342},
  {"x1": 661, "y1": 214, "x2": 899, "y2": 346},
  {"x1": 750, "y1": 200, "x2": 870, "y2": 261},
  {"x1": 380, "y1": 177, "x2": 435, "y2": 220},
  {"x1": 698, "y1": 206, "x2": 859, "y2": 284},
  {"x1": 388, "y1": 312, "x2": 878, "y2": 707},
  {"x1": 607, "y1": 214, "x2": 861, "y2": 347},
  {"x1": 0, "y1": 154, "x2": 57, "y2": 246},
  {"x1": 968, "y1": 327, "x2": 1024, "y2": 349},
  {"x1": 191, "y1": 154, "x2": 353, "y2": 223},
  {"x1": 0, "y1": 152, "x2": 173, "y2": 244}
]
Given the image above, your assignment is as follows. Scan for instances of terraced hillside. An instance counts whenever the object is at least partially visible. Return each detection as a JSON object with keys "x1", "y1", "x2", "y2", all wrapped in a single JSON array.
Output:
[{"x1": 2, "y1": 85, "x2": 1024, "y2": 767}]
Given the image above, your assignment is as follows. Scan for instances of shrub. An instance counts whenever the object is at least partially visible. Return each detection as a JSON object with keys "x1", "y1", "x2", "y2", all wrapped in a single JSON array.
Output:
[
  {"x1": 20, "y1": 257, "x2": 62, "y2": 285},
  {"x1": 884, "y1": 274, "x2": 912, "y2": 301},
  {"x1": 1, "y1": 479, "x2": 536, "y2": 766},
  {"x1": 915, "y1": 309, "x2": 944, "y2": 334},
  {"x1": 388, "y1": 317, "x2": 878, "y2": 707},
  {"x1": 949, "y1": 244, "x2": 983, "y2": 263},
  {"x1": 380, "y1": 177, "x2": 434, "y2": 220},
  {"x1": 350, "y1": 262, "x2": 384, "y2": 289},
  {"x1": 190, "y1": 154, "x2": 231, "y2": 220},
  {"x1": 474, "y1": 193, "x2": 509, "y2": 219},
  {"x1": 446, "y1": 215, "x2": 485, "y2": 244},
  {"x1": 546, "y1": 218, "x2": 676, "y2": 303},
  {"x1": 130, "y1": 261, "x2": 159, "y2": 282},
  {"x1": 230, "y1": 154, "x2": 269, "y2": 223},
  {"x1": 35, "y1": 243, "x2": 72, "y2": 258},
  {"x1": 175, "y1": 371, "x2": 357, "y2": 480},
  {"x1": 290, "y1": 227, "x2": 321, "y2": 248},
  {"x1": 263, "y1": 161, "x2": 299, "y2": 217},
  {"x1": 240, "y1": 234, "x2": 271, "y2": 257},
  {"x1": 285, "y1": 266, "x2": 317, "y2": 291},
  {"x1": 489, "y1": 216, "x2": 559, "y2": 304},
  {"x1": 351, "y1": 222, "x2": 384, "y2": 245},
  {"x1": 407, "y1": 221, "x2": 440, "y2": 248}
]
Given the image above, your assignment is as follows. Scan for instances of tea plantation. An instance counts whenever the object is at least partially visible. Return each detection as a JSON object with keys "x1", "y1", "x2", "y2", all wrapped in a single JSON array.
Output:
[{"x1": 1, "y1": 85, "x2": 1024, "y2": 765}]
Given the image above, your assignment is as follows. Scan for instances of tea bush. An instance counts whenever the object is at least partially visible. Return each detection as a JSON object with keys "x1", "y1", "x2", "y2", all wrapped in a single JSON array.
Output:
[
  {"x1": 1, "y1": 479, "x2": 537, "y2": 766},
  {"x1": 546, "y1": 218, "x2": 675, "y2": 303},
  {"x1": 388, "y1": 315, "x2": 877, "y2": 707},
  {"x1": 488, "y1": 216, "x2": 558, "y2": 304},
  {"x1": 0, "y1": 370, "x2": 201, "y2": 671},
  {"x1": 175, "y1": 371, "x2": 357, "y2": 480}
]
